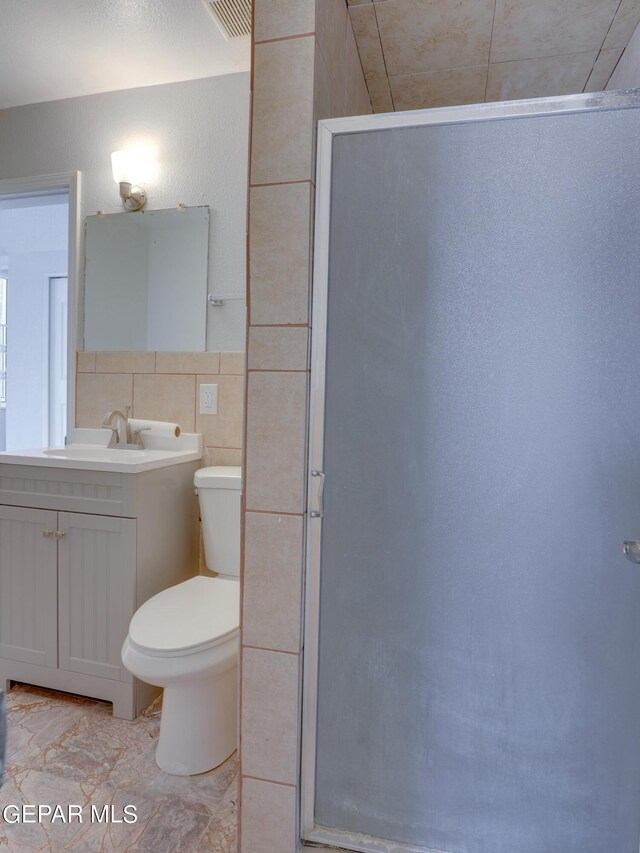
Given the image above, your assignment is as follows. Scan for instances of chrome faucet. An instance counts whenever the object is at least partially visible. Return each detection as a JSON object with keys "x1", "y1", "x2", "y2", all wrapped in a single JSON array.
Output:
[{"x1": 101, "y1": 409, "x2": 133, "y2": 448}]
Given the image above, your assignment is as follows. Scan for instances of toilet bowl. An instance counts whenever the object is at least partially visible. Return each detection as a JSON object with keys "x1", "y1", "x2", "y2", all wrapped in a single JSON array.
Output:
[{"x1": 121, "y1": 466, "x2": 241, "y2": 775}]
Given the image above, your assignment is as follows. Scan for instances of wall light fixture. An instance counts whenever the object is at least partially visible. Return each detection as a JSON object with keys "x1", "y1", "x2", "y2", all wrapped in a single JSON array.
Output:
[{"x1": 111, "y1": 150, "x2": 148, "y2": 211}]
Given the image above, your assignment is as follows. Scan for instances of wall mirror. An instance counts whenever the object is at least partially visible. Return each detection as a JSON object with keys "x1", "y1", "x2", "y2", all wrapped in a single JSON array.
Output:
[{"x1": 84, "y1": 206, "x2": 209, "y2": 351}]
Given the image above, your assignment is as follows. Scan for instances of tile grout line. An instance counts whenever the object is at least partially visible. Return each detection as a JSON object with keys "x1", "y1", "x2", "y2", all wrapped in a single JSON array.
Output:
[
  {"x1": 601, "y1": 0, "x2": 626, "y2": 51},
  {"x1": 372, "y1": 0, "x2": 395, "y2": 110},
  {"x1": 388, "y1": 47, "x2": 608, "y2": 85},
  {"x1": 241, "y1": 774, "x2": 297, "y2": 789},
  {"x1": 250, "y1": 179, "x2": 315, "y2": 188},
  {"x1": 583, "y1": 0, "x2": 625, "y2": 92},
  {"x1": 603, "y1": 47, "x2": 626, "y2": 89},
  {"x1": 193, "y1": 370, "x2": 197, "y2": 433},
  {"x1": 584, "y1": 50, "x2": 602, "y2": 92},
  {"x1": 247, "y1": 368, "x2": 308, "y2": 373},
  {"x1": 245, "y1": 508, "x2": 304, "y2": 517},
  {"x1": 484, "y1": 0, "x2": 498, "y2": 101},
  {"x1": 242, "y1": 643, "x2": 300, "y2": 656},
  {"x1": 254, "y1": 32, "x2": 315, "y2": 46}
]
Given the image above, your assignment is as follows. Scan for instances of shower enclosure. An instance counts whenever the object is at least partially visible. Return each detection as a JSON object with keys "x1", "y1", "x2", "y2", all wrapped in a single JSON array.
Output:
[{"x1": 303, "y1": 91, "x2": 640, "y2": 853}]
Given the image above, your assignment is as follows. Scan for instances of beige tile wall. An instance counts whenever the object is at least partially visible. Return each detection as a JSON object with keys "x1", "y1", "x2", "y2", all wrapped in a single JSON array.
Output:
[
  {"x1": 76, "y1": 351, "x2": 245, "y2": 466},
  {"x1": 349, "y1": 0, "x2": 637, "y2": 111},
  {"x1": 240, "y1": 1, "x2": 371, "y2": 851}
]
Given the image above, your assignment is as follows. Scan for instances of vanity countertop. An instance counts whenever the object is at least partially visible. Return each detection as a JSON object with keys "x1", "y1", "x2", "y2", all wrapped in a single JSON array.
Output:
[{"x1": 0, "y1": 429, "x2": 203, "y2": 474}]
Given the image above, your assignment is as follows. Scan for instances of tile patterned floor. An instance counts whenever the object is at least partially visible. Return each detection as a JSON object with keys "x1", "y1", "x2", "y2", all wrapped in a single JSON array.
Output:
[{"x1": 0, "y1": 684, "x2": 238, "y2": 852}]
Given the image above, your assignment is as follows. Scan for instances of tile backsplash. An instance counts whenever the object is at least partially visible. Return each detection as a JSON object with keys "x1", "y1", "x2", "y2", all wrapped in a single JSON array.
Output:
[{"x1": 76, "y1": 351, "x2": 244, "y2": 466}]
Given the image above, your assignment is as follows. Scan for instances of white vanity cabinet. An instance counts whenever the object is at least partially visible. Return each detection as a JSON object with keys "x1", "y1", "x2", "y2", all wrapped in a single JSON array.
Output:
[
  {"x1": 0, "y1": 461, "x2": 199, "y2": 719},
  {"x1": 0, "y1": 507, "x2": 134, "y2": 680}
]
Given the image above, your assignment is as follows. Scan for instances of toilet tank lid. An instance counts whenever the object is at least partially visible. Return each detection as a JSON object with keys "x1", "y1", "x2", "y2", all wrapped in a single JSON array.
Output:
[{"x1": 194, "y1": 466, "x2": 242, "y2": 490}]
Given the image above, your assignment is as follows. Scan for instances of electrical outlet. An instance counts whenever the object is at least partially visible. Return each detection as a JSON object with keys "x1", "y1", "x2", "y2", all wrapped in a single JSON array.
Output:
[{"x1": 199, "y1": 383, "x2": 218, "y2": 415}]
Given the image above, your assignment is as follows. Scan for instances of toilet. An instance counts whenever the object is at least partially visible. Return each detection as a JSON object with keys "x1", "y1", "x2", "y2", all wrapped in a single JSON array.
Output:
[{"x1": 121, "y1": 466, "x2": 241, "y2": 776}]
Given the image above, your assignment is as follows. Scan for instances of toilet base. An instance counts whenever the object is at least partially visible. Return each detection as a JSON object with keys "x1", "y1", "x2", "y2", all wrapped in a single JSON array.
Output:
[{"x1": 155, "y1": 666, "x2": 238, "y2": 775}]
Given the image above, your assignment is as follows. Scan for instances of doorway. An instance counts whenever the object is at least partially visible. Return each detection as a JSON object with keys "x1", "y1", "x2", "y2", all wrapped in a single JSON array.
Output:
[{"x1": 0, "y1": 175, "x2": 78, "y2": 451}]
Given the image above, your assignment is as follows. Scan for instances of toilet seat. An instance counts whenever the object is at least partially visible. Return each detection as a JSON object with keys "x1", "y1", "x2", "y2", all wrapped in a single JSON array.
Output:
[{"x1": 129, "y1": 576, "x2": 239, "y2": 658}]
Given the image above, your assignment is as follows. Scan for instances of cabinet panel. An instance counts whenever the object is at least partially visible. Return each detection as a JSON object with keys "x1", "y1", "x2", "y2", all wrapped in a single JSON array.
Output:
[
  {"x1": 0, "y1": 506, "x2": 58, "y2": 667},
  {"x1": 58, "y1": 512, "x2": 136, "y2": 682},
  {"x1": 0, "y1": 465, "x2": 135, "y2": 517}
]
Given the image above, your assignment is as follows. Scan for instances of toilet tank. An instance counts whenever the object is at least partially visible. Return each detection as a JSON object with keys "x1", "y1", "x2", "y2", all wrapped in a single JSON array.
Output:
[{"x1": 194, "y1": 466, "x2": 242, "y2": 578}]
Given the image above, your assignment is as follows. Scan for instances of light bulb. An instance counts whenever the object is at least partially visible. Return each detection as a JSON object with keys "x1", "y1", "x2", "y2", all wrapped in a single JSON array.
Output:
[{"x1": 111, "y1": 151, "x2": 134, "y2": 185}]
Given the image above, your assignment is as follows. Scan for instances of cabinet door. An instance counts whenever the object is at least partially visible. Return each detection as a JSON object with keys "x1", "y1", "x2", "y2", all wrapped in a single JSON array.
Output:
[
  {"x1": 57, "y1": 512, "x2": 136, "y2": 682},
  {"x1": 0, "y1": 506, "x2": 58, "y2": 667}
]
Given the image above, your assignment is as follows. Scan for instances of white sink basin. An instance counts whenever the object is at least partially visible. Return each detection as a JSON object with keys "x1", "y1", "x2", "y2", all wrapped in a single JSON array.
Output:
[
  {"x1": 44, "y1": 447, "x2": 148, "y2": 461},
  {"x1": 0, "y1": 430, "x2": 203, "y2": 473}
]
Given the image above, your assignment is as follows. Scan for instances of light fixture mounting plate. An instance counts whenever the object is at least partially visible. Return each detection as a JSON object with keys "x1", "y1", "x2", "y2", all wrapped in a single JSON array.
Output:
[{"x1": 121, "y1": 185, "x2": 147, "y2": 212}]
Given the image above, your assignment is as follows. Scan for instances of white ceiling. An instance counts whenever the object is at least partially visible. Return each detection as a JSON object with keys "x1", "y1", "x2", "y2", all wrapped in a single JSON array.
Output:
[
  {"x1": 349, "y1": 0, "x2": 640, "y2": 112},
  {"x1": 0, "y1": 0, "x2": 250, "y2": 109}
]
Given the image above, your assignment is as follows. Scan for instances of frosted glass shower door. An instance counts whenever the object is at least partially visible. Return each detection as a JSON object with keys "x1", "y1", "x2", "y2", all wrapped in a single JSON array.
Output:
[{"x1": 305, "y1": 93, "x2": 640, "y2": 853}]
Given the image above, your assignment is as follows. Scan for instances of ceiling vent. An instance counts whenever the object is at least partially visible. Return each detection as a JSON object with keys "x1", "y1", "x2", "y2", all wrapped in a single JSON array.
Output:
[{"x1": 203, "y1": 0, "x2": 251, "y2": 40}]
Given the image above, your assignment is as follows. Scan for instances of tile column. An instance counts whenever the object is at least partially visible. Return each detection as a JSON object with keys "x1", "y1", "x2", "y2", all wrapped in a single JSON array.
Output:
[{"x1": 240, "y1": 2, "x2": 371, "y2": 850}]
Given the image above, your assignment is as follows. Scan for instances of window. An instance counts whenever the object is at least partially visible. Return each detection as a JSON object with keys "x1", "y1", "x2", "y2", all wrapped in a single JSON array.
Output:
[{"x1": 0, "y1": 277, "x2": 6, "y2": 405}]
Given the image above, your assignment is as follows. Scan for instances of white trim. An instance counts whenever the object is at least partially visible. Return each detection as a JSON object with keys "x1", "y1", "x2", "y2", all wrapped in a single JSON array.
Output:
[
  {"x1": 0, "y1": 172, "x2": 78, "y2": 199},
  {"x1": 0, "y1": 172, "x2": 80, "y2": 444},
  {"x1": 300, "y1": 88, "x2": 640, "y2": 853},
  {"x1": 66, "y1": 174, "x2": 81, "y2": 444}
]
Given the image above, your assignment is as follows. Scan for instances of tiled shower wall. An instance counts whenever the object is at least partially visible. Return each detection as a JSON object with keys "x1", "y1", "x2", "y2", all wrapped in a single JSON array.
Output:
[
  {"x1": 240, "y1": 1, "x2": 371, "y2": 851},
  {"x1": 76, "y1": 351, "x2": 245, "y2": 466}
]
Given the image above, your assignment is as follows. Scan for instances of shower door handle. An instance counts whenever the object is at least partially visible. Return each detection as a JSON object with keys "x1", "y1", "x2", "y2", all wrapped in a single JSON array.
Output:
[
  {"x1": 623, "y1": 541, "x2": 640, "y2": 563},
  {"x1": 310, "y1": 470, "x2": 325, "y2": 519}
]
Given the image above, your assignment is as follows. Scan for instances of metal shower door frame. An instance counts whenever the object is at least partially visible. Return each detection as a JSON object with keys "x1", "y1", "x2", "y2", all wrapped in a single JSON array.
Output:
[{"x1": 301, "y1": 89, "x2": 640, "y2": 853}]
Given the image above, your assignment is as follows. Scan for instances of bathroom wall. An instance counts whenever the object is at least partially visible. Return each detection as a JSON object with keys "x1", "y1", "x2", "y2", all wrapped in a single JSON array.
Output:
[
  {"x1": 0, "y1": 73, "x2": 250, "y2": 464},
  {"x1": 76, "y1": 351, "x2": 244, "y2": 466},
  {"x1": 0, "y1": 73, "x2": 250, "y2": 351},
  {"x1": 239, "y1": 2, "x2": 371, "y2": 851},
  {"x1": 607, "y1": 20, "x2": 640, "y2": 89}
]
